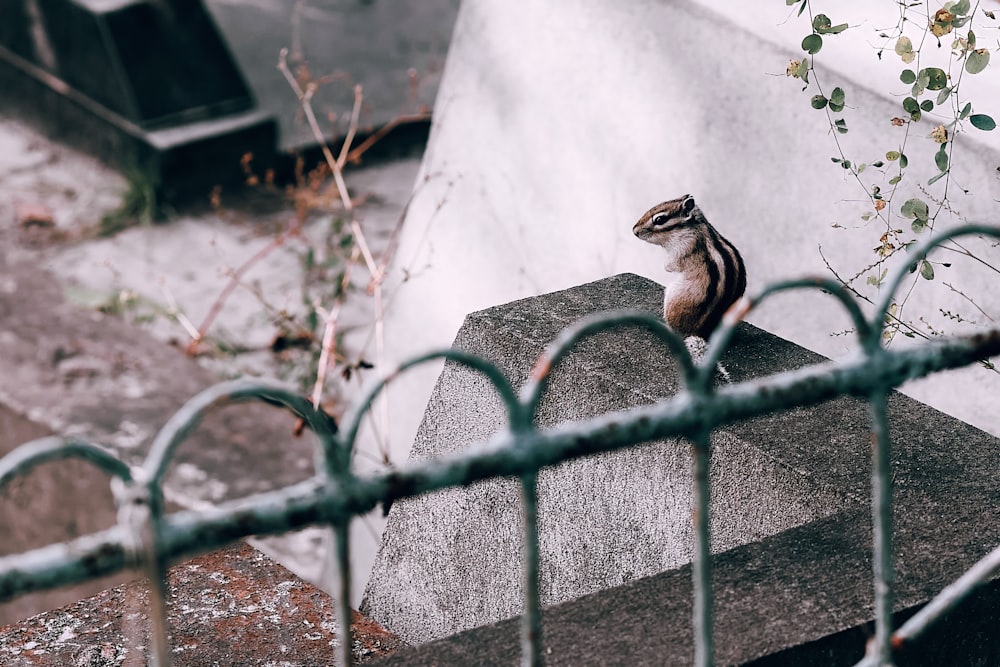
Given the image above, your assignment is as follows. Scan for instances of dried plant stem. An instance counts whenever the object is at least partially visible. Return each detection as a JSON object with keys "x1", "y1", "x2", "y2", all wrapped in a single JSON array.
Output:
[
  {"x1": 345, "y1": 112, "x2": 431, "y2": 166},
  {"x1": 187, "y1": 226, "x2": 299, "y2": 355},
  {"x1": 943, "y1": 282, "x2": 996, "y2": 323},
  {"x1": 277, "y1": 46, "x2": 428, "y2": 460},
  {"x1": 310, "y1": 245, "x2": 360, "y2": 408},
  {"x1": 158, "y1": 280, "x2": 201, "y2": 341}
]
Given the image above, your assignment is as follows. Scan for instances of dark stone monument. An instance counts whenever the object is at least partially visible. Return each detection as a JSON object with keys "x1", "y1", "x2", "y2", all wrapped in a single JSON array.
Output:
[{"x1": 0, "y1": 0, "x2": 276, "y2": 201}]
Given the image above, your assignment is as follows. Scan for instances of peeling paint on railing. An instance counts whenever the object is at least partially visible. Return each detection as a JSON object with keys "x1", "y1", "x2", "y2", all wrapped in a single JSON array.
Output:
[{"x1": 1, "y1": 225, "x2": 999, "y2": 666}]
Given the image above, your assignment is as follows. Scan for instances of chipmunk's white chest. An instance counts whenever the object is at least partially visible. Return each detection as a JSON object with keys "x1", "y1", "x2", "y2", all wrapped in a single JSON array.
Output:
[
  {"x1": 658, "y1": 227, "x2": 701, "y2": 273},
  {"x1": 662, "y1": 273, "x2": 688, "y2": 308}
]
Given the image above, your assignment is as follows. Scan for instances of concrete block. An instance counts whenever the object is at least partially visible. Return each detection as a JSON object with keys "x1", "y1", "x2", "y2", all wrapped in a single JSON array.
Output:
[
  {"x1": 362, "y1": 273, "x2": 842, "y2": 643},
  {"x1": 363, "y1": 273, "x2": 1000, "y2": 664}
]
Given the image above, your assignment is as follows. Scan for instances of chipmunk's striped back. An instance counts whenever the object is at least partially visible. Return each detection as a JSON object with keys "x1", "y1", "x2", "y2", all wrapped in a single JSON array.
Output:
[{"x1": 633, "y1": 195, "x2": 746, "y2": 338}]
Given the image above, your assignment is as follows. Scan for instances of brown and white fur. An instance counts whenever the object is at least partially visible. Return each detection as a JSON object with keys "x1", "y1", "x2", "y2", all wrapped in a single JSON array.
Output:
[{"x1": 633, "y1": 195, "x2": 747, "y2": 340}]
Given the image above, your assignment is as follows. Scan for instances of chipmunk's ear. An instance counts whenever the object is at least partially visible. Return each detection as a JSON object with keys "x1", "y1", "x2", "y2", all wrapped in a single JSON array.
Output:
[{"x1": 681, "y1": 195, "x2": 696, "y2": 214}]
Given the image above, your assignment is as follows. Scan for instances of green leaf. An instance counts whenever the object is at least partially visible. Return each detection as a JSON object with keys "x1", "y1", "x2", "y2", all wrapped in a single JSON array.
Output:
[
  {"x1": 811, "y1": 95, "x2": 828, "y2": 109},
  {"x1": 785, "y1": 0, "x2": 800, "y2": 5},
  {"x1": 902, "y1": 97, "x2": 919, "y2": 113},
  {"x1": 872, "y1": 160, "x2": 885, "y2": 168},
  {"x1": 912, "y1": 218, "x2": 927, "y2": 233},
  {"x1": 829, "y1": 87, "x2": 845, "y2": 112},
  {"x1": 841, "y1": 159, "x2": 852, "y2": 169},
  {"x1": 868, "y1": 269, "x2": 889, "y2": 285},
  {"x1": 935, "y1": 144, "x2": 949, "y2": 172},
  {"x1": 968, "y1": 29, "x2": 976, "y2": 49},
  {"x1": 858, "y1": 163, "x2": 867, "y2": 173},
  {"x1": 966, "y1": 49, "x2": 990, "y2": 74},
  {"x1": 886, "y1": 150, "x2": 900, "y2": 161},
  {"x1": 900, "y1": 69, "x2": 916, "y2": 84},
  {"x1": 959, "y1": 102, "x2": 973, "y2": 119},
  {"x1": 900, "y1": 153, "x2": 908, "y2": 169},
  {"x1": 901, "y1": 197, "x2": 929, "y2": 221},
  {"x1": 970, "y1": 114, "x2": 997, "y2": 130},
  {"x1": 920, "y1": 260, "x2": 935, "y2": 280},
  {"x1": 920, "y1": 99, "x2": 935, "y2": 112},
  {"x1": 936, "y1": 86, "x2": 953, "y2": 105},
  {"x1": 916, "y1": 69, "x2": 930, "y2": 91},
  {"x1": 952, "y1": 0, "x2": 970, "y2": 15},
  {"x1": 802, "y1": 34, "x2": 823, "y2": 54},
  {"x1": 830, "y1": 157, "x2": 842, "y2": 163},
  {"x1": 834, "y1": 118, "x2": 848, "y2": 134},
  {"x1": 812, "y1": 14, "x2": 848, "y2": 34},
  {"x1": 889, "y1": 175, "x2": 902, "y2": 185},
  {"x1": 895, "y1": 36, "x2": 914, "y2": 62},
  {"x1": 928, "y1": 171, "x2": 948, "y2": 185},
  {"x1": 796, "y1": 59, "x2": 810, "y2": 82},
  {"x1": 924, "y1": 67, "x2": 948, "y2": 90}
]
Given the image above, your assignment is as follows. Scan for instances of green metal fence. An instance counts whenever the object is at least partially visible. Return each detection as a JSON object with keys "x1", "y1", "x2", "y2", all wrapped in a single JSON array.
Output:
[{"x1": 2, "y1": 226, "x2": 1000, "y2": 666}]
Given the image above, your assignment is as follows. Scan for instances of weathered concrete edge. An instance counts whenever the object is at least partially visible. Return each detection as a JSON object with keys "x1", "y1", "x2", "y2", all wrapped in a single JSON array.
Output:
[
  {"x1": 367, "y1": 273, "x2": 1000, "y2": 665},
  {"x1": 370, "y1": 508, "x2": 1000, "y2": 666}
]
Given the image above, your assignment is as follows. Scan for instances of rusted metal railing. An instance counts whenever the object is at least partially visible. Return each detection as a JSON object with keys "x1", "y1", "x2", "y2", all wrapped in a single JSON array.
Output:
[{"x1": 1, "y1": 226, "x2": 999, "y2": 666}]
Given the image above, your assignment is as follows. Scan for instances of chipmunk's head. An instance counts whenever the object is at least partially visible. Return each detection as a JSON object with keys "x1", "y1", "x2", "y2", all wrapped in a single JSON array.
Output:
[{"x1": 632, "y1": 194, "x2": 703, "y2": 244}]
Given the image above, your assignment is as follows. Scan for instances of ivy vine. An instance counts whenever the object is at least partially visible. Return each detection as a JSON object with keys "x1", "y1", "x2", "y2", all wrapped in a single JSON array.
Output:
[{"x1": 783, "y1": 0, "x2": 999, "y2": 362}]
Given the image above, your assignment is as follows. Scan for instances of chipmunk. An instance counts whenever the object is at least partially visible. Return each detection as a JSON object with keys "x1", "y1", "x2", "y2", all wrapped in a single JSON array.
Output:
[{"x1": 633, "y1": 195, "x2": 747, "y2": 378}]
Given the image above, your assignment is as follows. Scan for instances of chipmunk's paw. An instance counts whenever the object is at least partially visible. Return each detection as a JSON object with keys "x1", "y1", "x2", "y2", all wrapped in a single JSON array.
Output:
[{"x1": 684, "y1": 335, "x2": 732, "y2": 384}]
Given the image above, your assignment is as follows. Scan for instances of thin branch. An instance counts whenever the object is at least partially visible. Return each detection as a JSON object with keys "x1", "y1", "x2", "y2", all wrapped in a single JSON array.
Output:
[
  {"x1": 187, "y1": 225, "x2": 299, "y2": 355},
  {"x1": 943, "y1": 281, "x2": 997, "y2": 323},
  {"x1": 310, "y1": 245, "x2": 360, "y2": 409}
]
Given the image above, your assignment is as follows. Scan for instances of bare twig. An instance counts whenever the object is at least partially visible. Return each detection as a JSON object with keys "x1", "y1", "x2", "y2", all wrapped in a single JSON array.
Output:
[
  {"x1": 157, "y1": 279, "x2": 201, "y2": 341},
  {"x1": 943, "y1": 282, "x2": 997, "y2": 323},
  {"x1": 310, "y1": 245, "x2": 360, "y2": 409},
  {"x1": 187, "y1": 225, "x2": 300, "y2": 355},
  {"x1": 345, "y1": 112, "x2": 432, "y2": 166}
]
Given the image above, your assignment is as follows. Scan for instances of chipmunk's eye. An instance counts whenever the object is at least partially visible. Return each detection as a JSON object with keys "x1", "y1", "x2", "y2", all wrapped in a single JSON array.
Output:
[{"x1": 652, "y1": 214, "x2": 670, "y2": 227}]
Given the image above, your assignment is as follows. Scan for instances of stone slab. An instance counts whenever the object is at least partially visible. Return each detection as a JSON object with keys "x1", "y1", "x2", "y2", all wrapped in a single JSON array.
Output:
[
  {"x1": 0, "y1": 541, "x2": 404, "y2": 666},
  {"x1": 0, "y1": 255, "x2": 334, "y2": 622},
  {"x1": 0, "y1": 0, "x2": 457, "y2": 202},
  {"x1": 363, "y1": 273, "x2": 1000, "y2": 663},
  {"x1": 0, "y1": 0, "x2": 278, "y2": 201}
]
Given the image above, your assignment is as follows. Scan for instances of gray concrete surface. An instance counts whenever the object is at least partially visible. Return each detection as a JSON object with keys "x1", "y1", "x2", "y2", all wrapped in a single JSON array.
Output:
[
  {"x1": 364, "y1": 275, "x2": 1000, "y2": 665},
  {"x1": 362, "y1": 273, "x2": 858, "y2": 645}
]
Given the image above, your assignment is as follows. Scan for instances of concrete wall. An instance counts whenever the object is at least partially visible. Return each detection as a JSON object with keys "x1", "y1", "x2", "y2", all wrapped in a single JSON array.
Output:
[{"x1": 373, "y1": 1, "x2": 1000, "y2": 474}]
